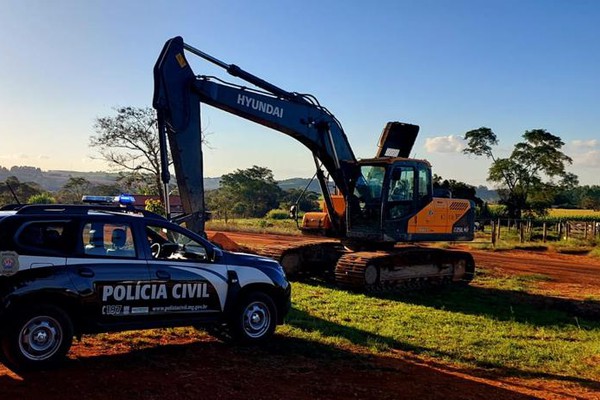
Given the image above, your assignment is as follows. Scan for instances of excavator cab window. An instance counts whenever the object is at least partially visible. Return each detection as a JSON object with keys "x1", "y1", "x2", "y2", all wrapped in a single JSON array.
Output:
[
  {"x1": 387, "y1": 166, "x2": 416, "y2": 219},
  {"x1": 349, "y1": 165, "x2": 386, "y2": 235},
  {"x1": 354, "y1": 165, "x2": 385, "y2": 205},
  {"x1": 417, "y1": 164, "x2": 432, "y2": 206}
]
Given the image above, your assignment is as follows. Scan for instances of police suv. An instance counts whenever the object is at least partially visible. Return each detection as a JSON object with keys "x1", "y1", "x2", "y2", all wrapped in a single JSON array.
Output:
[{"x1": 0, "y1": 196, "x2": 291, "y2": 371}]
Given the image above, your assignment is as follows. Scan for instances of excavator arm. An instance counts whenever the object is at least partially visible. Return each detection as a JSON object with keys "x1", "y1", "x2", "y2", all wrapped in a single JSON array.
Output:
[{"x1": 153, "y1": 36, "x2": 359, "y2": 233}]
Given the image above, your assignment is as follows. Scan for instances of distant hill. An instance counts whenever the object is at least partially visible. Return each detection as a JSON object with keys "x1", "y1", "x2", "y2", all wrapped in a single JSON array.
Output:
[
  {"x1": 0, "y1": 166, "x2": 119, "y2": 192},
  {"x1": 1, "y1": 165, "x2": 496, "y2": 199},
  {"x1": 0, "y1": 166, "x2": 325, "y2": 193},
  {"x1": 475, "y1": 185, "x2": 500, "y2": 202}
]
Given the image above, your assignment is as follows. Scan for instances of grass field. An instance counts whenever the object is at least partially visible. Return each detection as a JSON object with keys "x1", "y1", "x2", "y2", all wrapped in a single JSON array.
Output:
[
  {"x1": 101, "y1": 272, "x2": 600, "y2": 384},
  {"x1": 281, "y1": 276, "x2": 600, "y2": 381},
  {"x1": 206, "y1": 217, "x2": 301, "y2": 235}
]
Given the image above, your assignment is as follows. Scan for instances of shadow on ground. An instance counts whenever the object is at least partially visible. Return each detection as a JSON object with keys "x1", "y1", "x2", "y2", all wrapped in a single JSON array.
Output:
[{"x1": 0, "y1": 332, "x2": 544, "y2": 400}]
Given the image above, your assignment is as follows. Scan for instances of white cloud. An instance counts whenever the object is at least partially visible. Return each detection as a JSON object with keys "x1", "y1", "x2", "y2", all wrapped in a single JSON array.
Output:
[
  {"x1": 424, "y1": 135, "x2": 465, "y2": 153},
  {"x1": 567, "y1": 139, "x2": 600, "y2": 168},
  {"x1": 573, "y1": 150, "x2": 600, "y2": 168},
  {"x1": 571, "y1": 139, "x2": 598, "y2": 149},
  {"x1": 0, "y1": 153, "x2": 29, "y2": 160}
]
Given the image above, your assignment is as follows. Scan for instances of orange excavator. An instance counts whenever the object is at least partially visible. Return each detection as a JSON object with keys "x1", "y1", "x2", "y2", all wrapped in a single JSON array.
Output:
[{"x1": 153, "y1": 37, "x2": 475, "y2": 291}]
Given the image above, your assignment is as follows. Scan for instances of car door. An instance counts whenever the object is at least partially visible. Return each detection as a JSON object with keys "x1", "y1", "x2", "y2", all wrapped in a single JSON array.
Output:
[
  {"x1": 67, "y1": 217, "x2": 152, "y2": 325},
  {"x1": 143, "y1": 221, "x2": 229, "y2": 321}
]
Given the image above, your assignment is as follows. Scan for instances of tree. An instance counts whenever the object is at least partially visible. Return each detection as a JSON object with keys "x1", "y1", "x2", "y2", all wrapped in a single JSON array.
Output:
[
  {"x1": 215, "y1": 166, "x2": 282, "y2": 218},
  {"x1": 115, "y1": 171, "x2": 156, "y2": 196},
  {"x1": 557, "y1": 185, "x2": 600, "y2": 210},
  {"x1": 205, "y1": 189, "x2": 236, "y2": 223},
  {"x1": 280, "y1": 188, "x2": 320, "y2": 212},
  {"x1": 0, "y1": 177, "x2": 43, "y2": 207},
  {"x1": 463, "y1": 127, "x2": 577, "y2": 217},
  {"x1": 91, "y1": 183, "x2": 122, "y2": 196},
  {"x1": 90, "y1": 107, "x2": 165, "y2": 200},
  {"x1": 57, "y1": 177, "x2": 92, "y2": 203}
]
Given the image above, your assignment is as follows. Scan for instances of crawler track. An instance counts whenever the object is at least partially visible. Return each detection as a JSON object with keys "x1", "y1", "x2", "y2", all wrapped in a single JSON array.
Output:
[
  {"x1": 250, "y1": 236, "x2": 475, "y2": 291},
  {"x1": 335, "y1": 247, "x2": 475, "y2": 290}
]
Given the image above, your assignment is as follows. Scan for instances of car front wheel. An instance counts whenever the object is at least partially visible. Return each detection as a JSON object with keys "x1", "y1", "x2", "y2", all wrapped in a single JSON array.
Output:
[{"x1": 230, "y1": 292, "x2": 277, "y2": 343}]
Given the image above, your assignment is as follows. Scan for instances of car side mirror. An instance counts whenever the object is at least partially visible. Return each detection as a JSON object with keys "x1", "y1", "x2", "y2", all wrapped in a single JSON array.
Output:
[
  {"x1": 289, "y1": 205, "x2": 297, "y2": 220},
  {"x1": 210, "y1": 247, "x2": 223, "y2": 262}
]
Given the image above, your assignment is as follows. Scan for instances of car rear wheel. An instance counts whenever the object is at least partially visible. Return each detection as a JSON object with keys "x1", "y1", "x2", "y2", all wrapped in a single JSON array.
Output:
[{"x1": 1, "y1": 305, "x2": 73, "y2": 371}]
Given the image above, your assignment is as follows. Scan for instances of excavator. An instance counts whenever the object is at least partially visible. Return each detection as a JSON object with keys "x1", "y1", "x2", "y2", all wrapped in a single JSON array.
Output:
[{"x1": 153, "y1": 36, "x2": 475, "y2": 290}]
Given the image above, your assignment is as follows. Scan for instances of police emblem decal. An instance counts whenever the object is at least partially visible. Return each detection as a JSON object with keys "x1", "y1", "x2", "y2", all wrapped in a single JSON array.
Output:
[{"x1": 0, "y1": 251, "x2": 19, "y2": 276}]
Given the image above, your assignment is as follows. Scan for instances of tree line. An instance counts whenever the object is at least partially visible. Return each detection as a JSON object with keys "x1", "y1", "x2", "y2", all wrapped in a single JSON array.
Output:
[{"x1": 3, "y1": 106, "x2": 598, "y2": 219}]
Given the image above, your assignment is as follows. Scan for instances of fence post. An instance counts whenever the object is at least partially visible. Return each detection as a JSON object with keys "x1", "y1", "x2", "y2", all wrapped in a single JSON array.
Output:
[
  {"x1": 543, "y1": 222, "x2": 547, "y2": 243},
  {"x1": 519, "y1": 222, "x2": 525, "y2": 243},
  {"x1": 491, "y1": 220, "x2": 496, "y2": 247},
  {"x1": 558, "y1": 221, "x2": 562, "y2": 240},
  {"x1": 497, "y1": 218, "x2": 501, "y2": 242}
]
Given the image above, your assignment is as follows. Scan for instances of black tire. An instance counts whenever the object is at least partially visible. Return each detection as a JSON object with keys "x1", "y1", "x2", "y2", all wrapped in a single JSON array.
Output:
[
  {"x1": 1, "y1": 305, "x2": 73, "y2": 371},
  {"x1": 230, "y1": 292, "x2": 277, "y2": 344}
]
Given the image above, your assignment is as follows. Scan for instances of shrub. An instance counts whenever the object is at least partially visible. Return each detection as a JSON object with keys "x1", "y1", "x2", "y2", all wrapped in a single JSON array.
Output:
[
  {"x1": 145, "y1": 198, "x2": 166, "y2": 216},
  {"x1": 28, "y1": 193, "x2": 56, "y2": 204},
  {"x1": 266, "y1": 209, "x2": 289, "y2": 220}
]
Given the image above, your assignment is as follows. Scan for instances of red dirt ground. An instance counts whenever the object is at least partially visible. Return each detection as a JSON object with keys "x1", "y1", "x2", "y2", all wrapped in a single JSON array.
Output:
[{"x1": 1, "y1": 231, "x2": 599, "y2": 400}]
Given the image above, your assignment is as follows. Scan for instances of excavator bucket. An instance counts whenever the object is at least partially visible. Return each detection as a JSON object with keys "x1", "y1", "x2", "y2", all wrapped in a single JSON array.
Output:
[{"x1": 375, "y1": 122, "x2": 419, "y2": 158}]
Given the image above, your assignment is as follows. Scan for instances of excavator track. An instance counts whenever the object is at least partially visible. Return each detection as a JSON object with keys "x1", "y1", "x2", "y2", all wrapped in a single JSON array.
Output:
[
  {"x1": 255, "y1": 241, "x2": 346, "y2": 278},
  {"x1": 256, "y1": 240, "x2": 474, "y2": 291},
  {"x1": 334, "y1": 247, "x2": 475, "y2": 291}
]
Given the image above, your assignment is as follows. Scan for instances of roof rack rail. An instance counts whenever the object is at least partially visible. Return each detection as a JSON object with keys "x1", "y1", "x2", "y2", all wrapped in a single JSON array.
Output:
[
  {"x1": 13, "y1": 204, "x2": 165, "y2": 220},
  {"x1": 0, "y1": 204, "x2": 22, "y2": 211}
]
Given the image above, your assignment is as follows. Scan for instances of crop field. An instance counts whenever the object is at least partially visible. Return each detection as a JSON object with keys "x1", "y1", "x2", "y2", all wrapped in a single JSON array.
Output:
[{"x1": 548, "y1": 208, "x2": 600, "y2": 218}]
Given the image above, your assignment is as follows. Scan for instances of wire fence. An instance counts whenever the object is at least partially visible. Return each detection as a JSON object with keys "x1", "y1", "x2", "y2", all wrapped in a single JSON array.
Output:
[{"x1": 474, "y1": 218, "x2": 600, "y2": 245}]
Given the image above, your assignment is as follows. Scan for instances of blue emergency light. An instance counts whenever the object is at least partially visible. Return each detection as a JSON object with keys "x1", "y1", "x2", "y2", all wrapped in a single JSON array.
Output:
[
  {"x1": 117, "y1": 194, "x2": 136, "y2": 205},
  {"x1": 82, "y1": 194, "x2": 136, "y2": 206}
]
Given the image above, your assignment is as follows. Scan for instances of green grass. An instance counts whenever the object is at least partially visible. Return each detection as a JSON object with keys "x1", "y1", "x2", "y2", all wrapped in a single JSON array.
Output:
[
  {"x1": 206, "y1": 217, "x2": 301, "y2": 235},
  {"x1": 94, "y1": 272, "x2": 600, "y2": 386},
  {"x1": 590, "y1": 247, "x2": 600, "y2": 259},
  {"x1": 280, "y1": 276, "x2": 600, "y2": 381}
]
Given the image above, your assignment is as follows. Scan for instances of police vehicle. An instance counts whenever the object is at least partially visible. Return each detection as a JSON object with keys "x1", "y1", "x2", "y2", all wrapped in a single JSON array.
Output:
[{"x1": 0, "y1": 195, "x2": 291, "y2": 371}]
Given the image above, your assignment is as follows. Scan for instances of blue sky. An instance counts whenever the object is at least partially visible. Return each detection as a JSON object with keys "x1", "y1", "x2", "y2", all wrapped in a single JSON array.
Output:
[{"x1": 1, "y1": 0, "x2": 599, "y2": 186}]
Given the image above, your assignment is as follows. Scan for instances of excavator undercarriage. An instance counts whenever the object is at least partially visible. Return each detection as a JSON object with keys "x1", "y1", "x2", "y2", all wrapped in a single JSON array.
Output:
[{"x1": 254, "y1": 240, "x2": 475, "y2": 291}]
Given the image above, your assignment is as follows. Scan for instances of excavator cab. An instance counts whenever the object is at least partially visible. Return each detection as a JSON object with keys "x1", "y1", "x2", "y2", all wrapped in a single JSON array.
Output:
[
  {"x1": 347, "y1": 158, "x2": 434, "y2": 242},
  {"x1": 302, "y1": 156, "x2": 474, "y2": 245}
]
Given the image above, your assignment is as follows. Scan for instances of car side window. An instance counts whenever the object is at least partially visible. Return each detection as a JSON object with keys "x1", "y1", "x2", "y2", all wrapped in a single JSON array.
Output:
[
  {"x1": 82, "y1": 222, "x2": 137, "y2": 258},
  {"x1": 146, "y1": 224, "x2": 208, "y2": 262},
  {"x1": 16, "y1": 221, "x2": 70, "y2": 256}
]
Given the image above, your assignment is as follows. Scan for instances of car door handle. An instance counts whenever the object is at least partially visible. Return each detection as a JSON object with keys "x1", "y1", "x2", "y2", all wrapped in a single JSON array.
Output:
[
  {"x1": 156, "y1": 270, "x2": 171, "y2": 280},
  {"x1": 78, "y1": 268, "x2": 95, "y2": 278}
]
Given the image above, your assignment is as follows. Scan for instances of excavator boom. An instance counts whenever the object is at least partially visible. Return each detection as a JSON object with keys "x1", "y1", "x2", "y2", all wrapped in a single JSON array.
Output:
[{"x1": 154, "y1": 36, "x2": 359, "y2": 233}]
